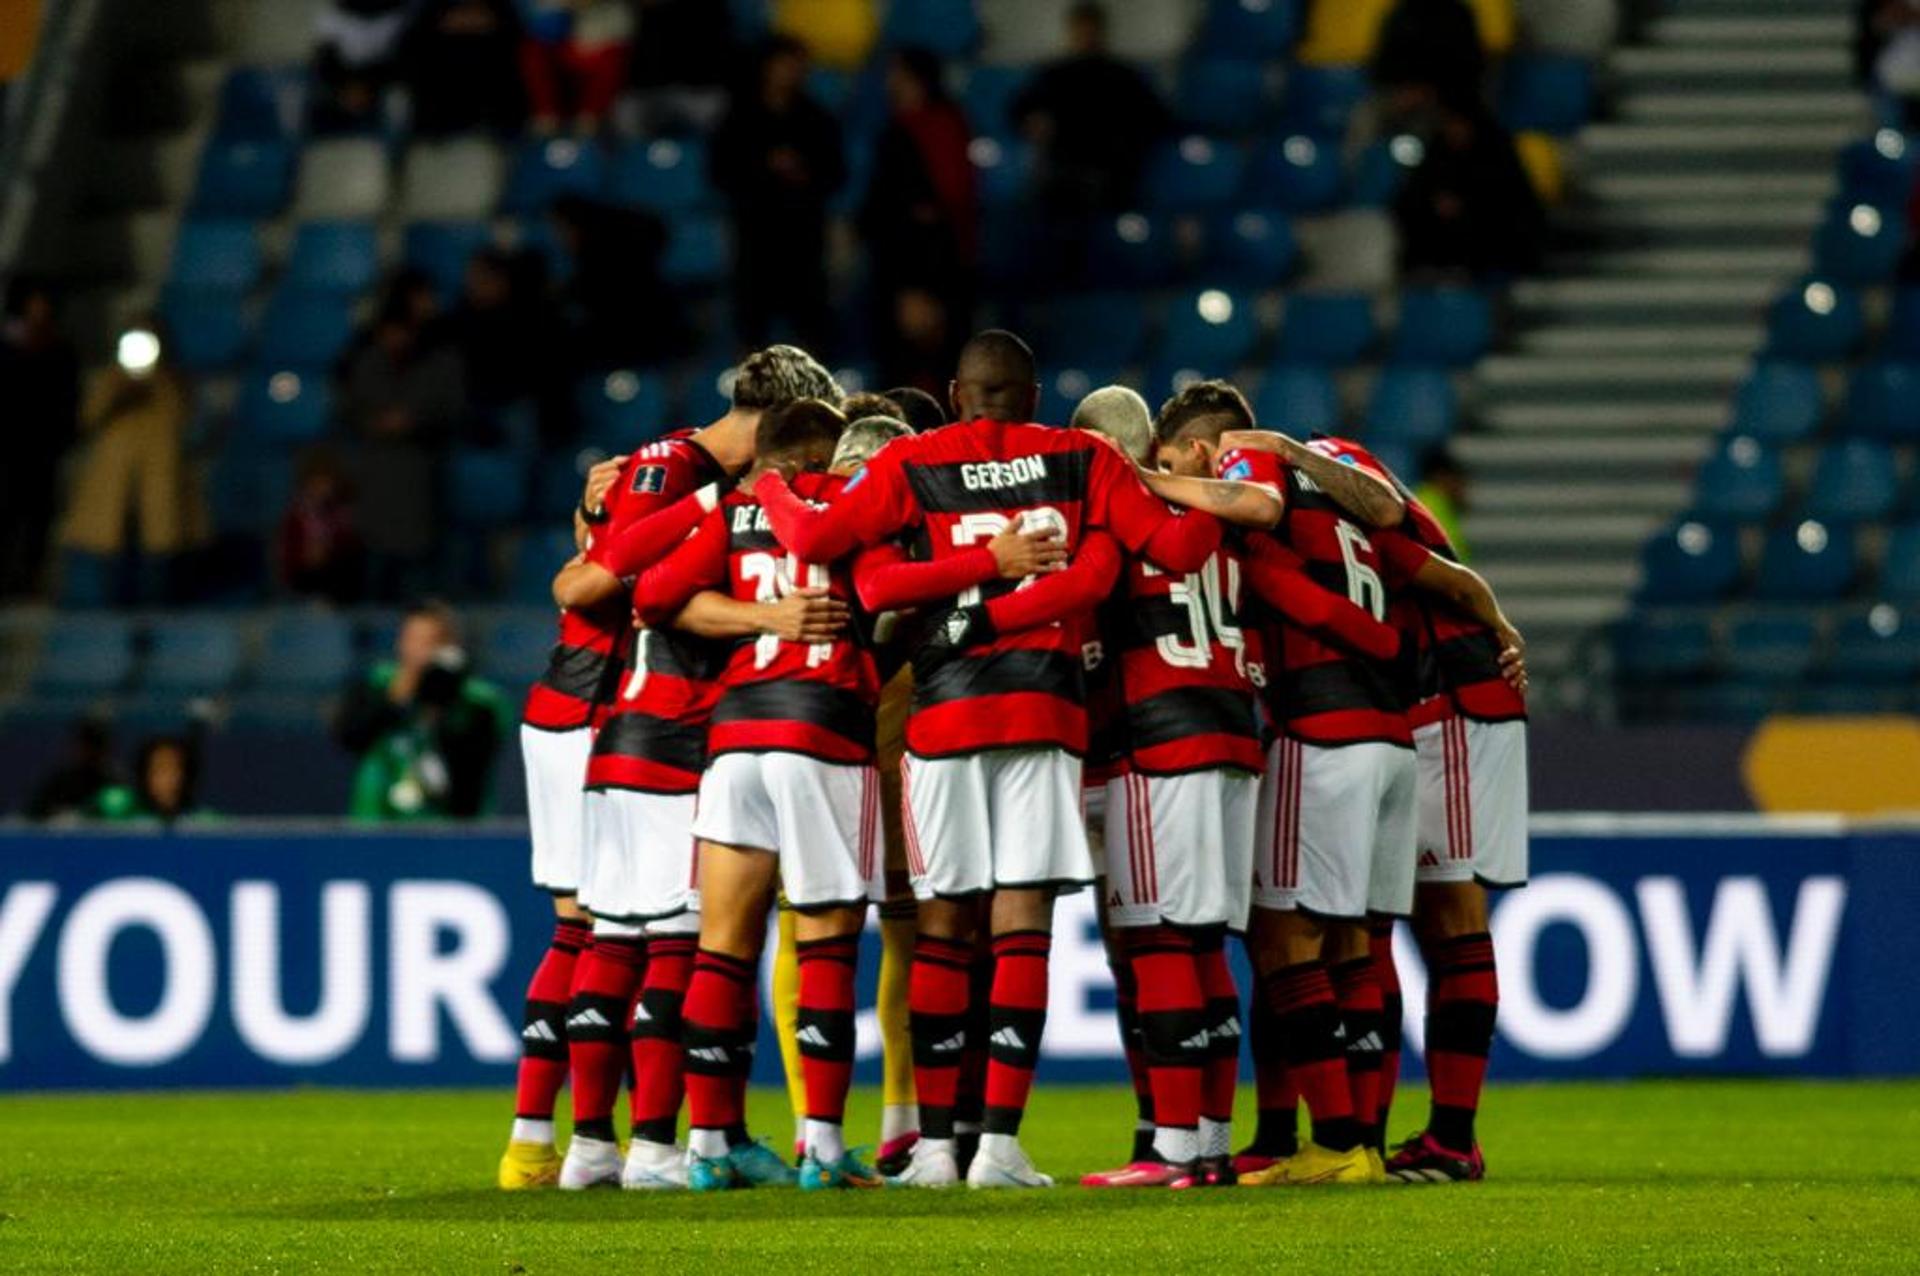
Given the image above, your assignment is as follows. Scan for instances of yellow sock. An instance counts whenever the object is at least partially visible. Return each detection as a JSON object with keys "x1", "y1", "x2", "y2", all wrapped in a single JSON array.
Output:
[
  {"x1": 772, "y1": 904, "x2": 807, "y2": 1134},
  {"x1": 878, "y1": 909, "x2": 917, "y2": 1110}
]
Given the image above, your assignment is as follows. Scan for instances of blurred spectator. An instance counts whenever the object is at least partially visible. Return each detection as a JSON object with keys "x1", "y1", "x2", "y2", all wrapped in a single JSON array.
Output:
[
  {"x1": 771, "y1": 0, "x2": 877, "y2": 71},
  {"x1": 94, "y1": 732, "x2": 208, "y2": 826},
  {"x1": 860, "y1": 48, "x2": 976, "y2": 394},
  {"x1": 337, "y1": 294, "x2": 467, "y2": 599},
  {"x1": 1415, "y1": 445, "x2": 1471, "y2": 561},
  {"x1": 26, "y1": 714, "x2": 116, "y2": 822},
  {"x1": 276, "y1": 450, "x2": 365, "y2": 603},
  {"x1": 401, "y1": 0, "x2": 527, "y2": 135},
  {"x1": 1012, "y1": 3, "x2": 1168, "y2": 215},
  {"x1": 0, "y1": 276, "x2": 79, "y2": 597},
  {"x1": 712, "y1": 36, "x2": 846, "y2": 354},
  {"x1": 57, "y1": 323, "x2": 206, "y2": 603},
  {"x1": 550, "y1": 196, "x2": 683, "y2": 372},
  {"x1": 519, "y1": 0, "x2": 634, "y2": 134},
  {"x1": 1858, "y1": 0, "x2": 1920, "y2": 127},
  {"x1": 629, "y1": 0, "x2": 736, "y2": 133},
  {"x1": 1373, "y1": 0, "x2": 1498, "y2": 107},
  {"x1": 311, "y1": 0, "x2": 416, "y2": 133},
  {"x1": 884, "y1": 384, "x2": 947, "y2": 433},
  {"x1": 334, "y1": 600, "x2": 506, "y2": 820},
  {"x1": 1386, "y1": 86, "x2": 1543, "y2": 281}
]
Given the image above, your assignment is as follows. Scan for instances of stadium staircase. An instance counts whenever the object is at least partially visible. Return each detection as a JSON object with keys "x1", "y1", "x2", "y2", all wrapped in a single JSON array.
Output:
[{"x1": 1470, "y1": 0, "x2": 1863, "y2": 708}]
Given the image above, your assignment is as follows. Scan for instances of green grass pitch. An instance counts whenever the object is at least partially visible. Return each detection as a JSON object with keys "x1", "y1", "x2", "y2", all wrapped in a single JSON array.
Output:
[{"x1": 3, "y1": 1081, "x2": 1917, "y2": 1272}]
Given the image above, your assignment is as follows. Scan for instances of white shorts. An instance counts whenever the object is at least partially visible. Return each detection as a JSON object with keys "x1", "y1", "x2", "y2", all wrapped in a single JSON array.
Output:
[
  {"x1": 900, "y1": 748, "x2": 1094, "y2": 900},
  {"x1": 521, "y1": 724, "x2": 594, "y2": 894},
  {"x1": 1083, "y1": 780, "x2": 1109, "y2": 873},
  {"x1": 1254, "y1": 738, "x2": 1416, "y2": 920},
  {"x1": 1104, "y1": 769, "x2": 1258, "y2": 931},
  {"x1": 579, "y1": 788, "x2": 699, "y2": 924},
  {"x1": 690, "y1": 751, "x2": 884, "y2": 910},
  {"x1": 1415, "y1": 715, "x2": 1530, "y2": 889}
]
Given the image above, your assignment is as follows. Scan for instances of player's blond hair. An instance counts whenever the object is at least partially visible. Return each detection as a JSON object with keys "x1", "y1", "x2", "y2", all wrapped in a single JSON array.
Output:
[
  {"x1": 1071, "y1": 385, "x2": 1153, "y2": 463},
  {"x1": 732, "y1": 345, "x2": 843, "y2": 411},
  {"x1": 832, "y1": 415, "x2": 912, "y2": 473}
]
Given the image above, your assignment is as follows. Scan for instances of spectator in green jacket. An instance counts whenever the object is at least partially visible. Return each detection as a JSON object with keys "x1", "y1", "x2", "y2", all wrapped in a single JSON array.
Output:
[{"x1": 95, "y1": 732, "x2": 212, "y2": 826}]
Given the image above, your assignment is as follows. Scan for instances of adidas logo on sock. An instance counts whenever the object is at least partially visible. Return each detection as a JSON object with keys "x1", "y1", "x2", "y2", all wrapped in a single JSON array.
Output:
[
  {"x1": 688, "y1": 1046, "x2": 730, "y2": 1064},
  {"x1": 990, "y1": 1027, "x2": 1026, "y2": 1050},
  {"x1": 631, "y1": 1003, "x2": 653, "y2": 1025},
  {"x1": 523, "y1": 1020, "x2": 559, "y2": 1042},
  {"x1": 1212, "y1": 1017, "x2": 1242, "y2": 1039},
  {"x1": 930, "y1": 1032, "x2": 965, "y2": 1053},
  {"x1": 796, "y1": 1025, "x2": 831, "y2": 1048},
  {"x1": 1332, "y1": 1022, "x2": 1348, "y2": 1042},
  {"x1": 1349, "y1": 1031, "x2": 1384, "y2": 1053},
  {"x1": 567, "y1": 1008, "x2": 611, "y2": 1031},
  {"x1": 1179, "y1": 1031, "x2": 1211, "y2": 1052}
]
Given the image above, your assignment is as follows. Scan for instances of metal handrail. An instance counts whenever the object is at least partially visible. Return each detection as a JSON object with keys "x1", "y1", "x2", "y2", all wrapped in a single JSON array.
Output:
[{"x1": 0, "y1": 0, "x2": 106, "y2": 274}]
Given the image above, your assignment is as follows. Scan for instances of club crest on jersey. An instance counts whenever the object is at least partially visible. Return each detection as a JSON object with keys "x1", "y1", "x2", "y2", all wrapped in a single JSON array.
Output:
[
  {"x1": 1223, "y1": 459, "x2": 1253, "y2": 481},
  {"x1": 630, "y1": 464, "x2": 669, "y2": 495},
  {"x1": 943, "y1": 611, "x2": 972, "y2": 644}
]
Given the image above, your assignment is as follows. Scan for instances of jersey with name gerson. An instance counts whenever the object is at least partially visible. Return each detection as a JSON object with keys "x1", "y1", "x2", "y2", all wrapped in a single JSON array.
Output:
[
  {"x1": 839, "y1": 420, "x2": 1171, "y2": 758},
  {"x1": 647, "y1": 473, "x2": 880, "y2": 765},
  {"x1": 579, "y1": 433, "x2": 730, "y2": 794},
  {"x1": 1217, "y1": 446, "x2": 1410, "y2": 748},
  {"x1": 1308, "y1": 436, "x2": 1527, "y2": 727}
]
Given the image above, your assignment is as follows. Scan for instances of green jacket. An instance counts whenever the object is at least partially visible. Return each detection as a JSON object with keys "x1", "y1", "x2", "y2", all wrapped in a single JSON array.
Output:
[{"x1": 336, "y1": 661, "x2": 508, "y2": 822}]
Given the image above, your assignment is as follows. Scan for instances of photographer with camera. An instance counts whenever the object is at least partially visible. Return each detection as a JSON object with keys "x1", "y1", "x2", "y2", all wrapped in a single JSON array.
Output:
[{"x1": 334, "y1": 600, "x2": 507, "y2": 821}]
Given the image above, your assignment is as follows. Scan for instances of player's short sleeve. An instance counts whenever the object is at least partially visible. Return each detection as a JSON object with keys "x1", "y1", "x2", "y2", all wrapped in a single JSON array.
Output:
[
  {"x1": 606, "y1": 446, "x2": 693, "y2": 536},
  {"x1": 1215, "y1": 446, "x2": 1286, "y2": 498}
]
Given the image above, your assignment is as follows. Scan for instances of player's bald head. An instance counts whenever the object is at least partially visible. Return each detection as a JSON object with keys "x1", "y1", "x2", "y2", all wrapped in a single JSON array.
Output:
[
  {"x1": 951, "y1": 329, "x2": 1038, "y2": 423},
  {"x1": 1070, "y1": 385, "x2": 1153, "y2": 463}
]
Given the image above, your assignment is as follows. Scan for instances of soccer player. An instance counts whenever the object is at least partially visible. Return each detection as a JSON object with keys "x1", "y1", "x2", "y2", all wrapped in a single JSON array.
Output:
[{"x1": 753, "y1": 330, "x2": 1222, "y2": 1187}]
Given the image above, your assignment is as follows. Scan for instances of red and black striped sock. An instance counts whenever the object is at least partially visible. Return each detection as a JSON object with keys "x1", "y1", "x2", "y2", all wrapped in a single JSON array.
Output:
[
  {"x1": 1259, "y1": 960, "x2": 1359, "y2": 1152},
  {"x1": 1128, "y1": 926, "x2": 1205, "y2": 1162},
  {"x1": 1425, "y1": 931, "x2": 1498, "y2": 1154},
  {"x1": 1194, "y1": 931, "x2": 1240, "y2": 1141},
  {"x1": 682, "y1": 949, "x2": 756, "y2": 1150},
  {"x1": 1330, "y1": 955, "x2": 1385, "y2": 1145},
  {"x1": 1370, "y1": 920, "x2": 1402, "y2": 1148},
  {"x1": 797, "y1": 935, "x2": 859, "y2": 1135},
  {"x1": 565, "y1": 933, "x2": 645, "y2": 1143},
  {"x1": 1247, "y1": 993, "x2": 1300, "y2": 1156},
  {"x1": 627, "y1": 934, "x2": 694, "y2": 1145},
  {"x1": 1111, "y1": 956, "x2": 1155, "y2": 1158},
  {"x1": 513, "y1": 917, "x2": 590, "y2": 1126},
  {"x1": 955, "y1": 947, "x2": 994, "y2": 1135},
  {"x1": 983, "y1": 930, "x2": 1051, "y2": 1137},
  {"x1": 908, "y1": 935, "x2": 973, "y2": 1140}
]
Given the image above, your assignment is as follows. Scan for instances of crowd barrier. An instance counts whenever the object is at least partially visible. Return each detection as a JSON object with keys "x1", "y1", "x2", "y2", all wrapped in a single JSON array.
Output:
[{"x1": 1, "y1": 817, "x2": 1914, "y2": 1089}]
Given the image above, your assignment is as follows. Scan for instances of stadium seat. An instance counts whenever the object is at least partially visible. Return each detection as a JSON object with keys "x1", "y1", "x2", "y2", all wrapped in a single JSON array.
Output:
[
  {"x1": 1498, "y1": 55, "x2": 1594, "y2": 136},
  {"x1": 403, "y1": 220, "x2": 493, "y2": 302},
  {"x1": 1637, "y1": 520, "x2": 1741, "y2": 604},
  {"x1": 1364, "y1": 367, "x2": 1456, "y2": 449},
  {"x1": 661, "y1": 214, "x2": 730, "y2": 287},
  {"x1": 1824, "y1": 605, "x2": 1920, "y2": 684},
  {"x1": 1723, "y1": 614, "x2": 1819, "y2": 685},
  {"x1": 575, "y1": 369, "x2": 671, "y2": 450},
  {"x1": 1043, "y1": 293, "x2": 1149, "y2": 367},
  {"x1": 962, "y1": 66, "x2": 1029, "y2": 134},
  {"x1": 169, "y1": 220, "x2": 263, "y2": 293},
  {"x1": 480, "y1": 613, "x2": 560, "y2": 686},
  {"x1": 1084, "y1": 212, "x2": 1178, "y2": 287},
  {"x1": 398, "y1": 137, "x2": 505, "y2": 222},
  {"x1": 884, "y1": 0, "x2": 980, "y2": 56},
  {"x1": 239, "y1": 368, "x2": 333, "y2": 444},
  {"x1": 1177, "y1": 58, "x2": 1270, "y2": 134},
  {"x1": 1246, "y1": 134, "x2": 1343, "y2": 213},
  {"x1": 1840, "y1": 363, "x2": 1920, "y2": 441},
  {"x1": 1292, "y1": 209, "x2": 1397, "y2": 291},
  {"x1": 1254, "y1": 365, "x2": 1341, "y2": 433},
  {"x1": 1038, "y1": 365, "x2": 1124, "y2": 426},
  {"x1": 1391, "y1": 288, "x2": 1493, "y2": 367},
  {"x1": 144, "y1": 618, "x2": 245, "y2": 695},
  {"x1": 207, "y1": 446, "x2": 294, "y2": 535},
  {"x1": 192, "y1": 138, "x2": 295, "y2": 217},
  {"x1": 1837, "y1": 132, "x2": 1918, "y2": 208},
  {"x1": 1615, "y1": 611, "x2": 1715, "y2": 682},
  {"x1": 1201, "y1": 209, "x2": 1297, "y2": 285},
  {"x1": 500, "y1": 137, "x2": 608, "y2": 214},
  {"x1": 1881, "y1": 287, "x2": 1920, "y2": 360},
  {"x1": 255, "y1": 288, "x2": 357, "y2": 370},
  {"x1": 161, "y1": 291, "x2": 251, "y2": 372},
  {"x1": 284, "y1": 220, "x2": 380, "y2": 294},
  {"x1": 293, "y1": 138, "x2": 391, "y2": 220},
  {"x1": 1144, "y1": 136, "x2": 1247, "y2": 212},
  {"x1": 33, "y1": 616, "x2": 136, "y2": 694},
  {"x1": 1812, "y1": 205, "x2": 1906, "y2": 285},
  {"x1": 1160, "y1": 288, "x2": 1262, "y2": 371},
  {"x1": 1764, "y1": 280, "x2": 1865, "y2": 362},
  {"x1": 213, "y1": 66, "x2": 306, "y2": 140},
  {"x1": 1692, "y1": 436, "x2": 1784, "y2": 522},
  {"x1": 259, "y1": 611, "x2": 355, "y2": 692},
  {"x1": 1275, "y1": 293, "x2": 1377, "y2": 365},
  {"x1": 1753, "y1": 519, "x2": 1856, "y2": 602},
  {"x1": 970, "y1": 134, "x2": 1036, "y2": 209},
  {"x1": 449, "y1": 451, "x2": 529, "y2": 528},
  {"x1": 1884, "y1": 523, "x2": 1920, "y2": 599},
  {"x1": 1804, "y1": 440, "x2": 1899, "y2": 522},
  {"x1": 1276, "y1": 64, "x2": 1370, "y2": 138},
  {"x1": 1731, "y1": 362, "x2": 1823, "y2": 443},
  {"x1": 610, "y1": 138, "x2": 711, "y2": 214},
  {"x1": 531, "y1": 451, "x2": 591, "y2": 521},
  {"x1": 1348, "y1": 137, "x2": 1412, "y2": 208},
  {"x1": 1518, "y1": 0, "x2": 1618, "y2": 56},
  {"x1": 511, "y1": 527, "x2": 580, "y2": 605},
  {"x1": 1197, "y1": 0, "x2": 1302, "y2": 58}
]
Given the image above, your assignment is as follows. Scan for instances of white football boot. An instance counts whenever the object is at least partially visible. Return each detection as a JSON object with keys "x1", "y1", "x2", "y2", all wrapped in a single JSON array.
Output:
[
  {"x1": 622, "y1": 1139, "x2": 689, "y2": 1190},
  {"x1": 966, "y1": 1134, "x2": 1055, "y2": 1189},
  {"x1": 888, "y1": 1137, "x2": 961, "y2": 1187},
  {"x1": 558, "y1": 1136, "x2": 623, "y2": 1190}
]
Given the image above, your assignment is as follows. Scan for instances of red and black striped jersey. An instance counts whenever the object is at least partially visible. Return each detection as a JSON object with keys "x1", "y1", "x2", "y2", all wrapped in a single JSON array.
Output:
[
  {"x1": 1307, "y1": 436, "x2": 1527, "y2": 726},
  {"x1": 633, "y1": 473, "x2": 880, "y2": 765},
  {"x1": 756, "y1": 419, "x2": 1218, "y2": 757}
]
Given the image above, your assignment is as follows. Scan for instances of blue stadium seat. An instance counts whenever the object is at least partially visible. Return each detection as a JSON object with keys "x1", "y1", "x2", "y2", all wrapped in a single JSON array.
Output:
[
  {"x1": 1275, "y1": 293, "x2": 1376, "y2": 365},
  {"x1": 1638, "y1": 520, "x2": 1741, "y2": 604},
  {"x1": 884, "y1": 0, "x2": 980, "y2": 56},
  {"x1": 480, "y1": 613, "x2": 560, "y2": 686},
  {"x1": 449, "y1": 451, "x2": 528, "y2": 527},
  {"x1": 1837, "y1": 132, "x2": 1918, "y2": 207},
  {"x1": 1615, "y1": 611, "x2": 1715, "y2": 681},
  {"x1": 239, "y1": 368, "x2": 333, "y2": 444},
  {"x1": 1498, "y1": 55, "x2": 1594, "y2": 135},
  {"x1": 1038, "y1": 365, "x2": 1124, "y2": 426},
  {"x1": 1391, "y1": 288, "x2": 1493, "y2": 367},
  {"x1": 1754, "y1": 519, "x2": 1856, "y2": 602},
  {"x1": 963, "y1": 67, "x2": 1028, "y2": 135},
  {"x1": 531, "y1": 452, "x2": 589, "y2": 521},
  {"x1": 1144, "y1": 137, "x2": 1247, "y2": 211},
  {"x1": 610, "y1": 137, "x2": 710, "y2": 214},
  {"x1": 1160, "y1": 289, "x2": 1262, "y2": 371},
  {"x1": 1723, "y1": 614, "x2": 1819, "y2": 684},
  {"x1": 214, "y1": 66, "x2": 305, "y2": 140},
  {"x1": 1824, "y1": 605, "x2": 1920, "y2": 684},
  {"x1": 1812, "y1": 205, "x2": 1906, "y2": 284},
  {"x1": 1044, "y1": 293, "x2": 1149, "y2": 367},
  {"x1": 144, "y1": 618, "x2": 245, "y2": 694},
  {"x1": 1840, "y1": 362, "x2": 1920, "y2": 440},
  {"x1": 192, "y1": 138, "x2": 295, "y2": 217},
  {"x1": 1692, "y1": 436, "x2": 1784, "y2": 522},
  {"x1": 1764, "y1": 280, "x2": 1865, "y2": 362},
  {"x1": 971, "y1": 134, "x2": 1035, "y2": 210},
  {"x1": 34, "y1": 617, "x2": 136, "y2": 694},
  {"x1": 1881, "y1": 287, "x2": 1920, "y2": 359},
  {"x1": 1804, "y1": 440, "x2": 1899, "y2": 522},
  {"x1": 512, "y1": 527, "x2": 580, "y2": 604},
  {"x1": 1885, "y1": 523, "x2": 1920, "y2": 599},
  {"x1": 575, "y1": 369, "x2": 671, "y2": 450},
  {"x1": 255, "y1": 289, "x2": 357, "y2": 370},
  {"x1": 1276, "y1": 65, "x2": 1369, "y2": 138},
  {"x1": 1364, "y1": 367, "x2": 1456, "y2": 449},
  {"x1": 500, "y1": 138, "x2": 608, "y2": 214},
  {"x1": 169, "y1": 220, "x2": 263, "y2": 293},
  {"x1": 662, "y1": 214, "x2": 729, "y2": 287},
  {"x1": 1084, "y1": 213, "x2": 1177, "y2": 287},
  {"x1": 1202, "y1": 209, "x2": 1296, "y2": 285},
  {"x1": 1253, "y1": 365, "x2": 1340, "y2": 433},
  {"x1": 403, "y1": 220, "x2": 492, "y2": 301},
  {"x1": 1197, "y1": 0, "x2": 1302, "y2": 58},
  {"x1": 1348, "y1": 138, "x2": 1412, "y2": 208},
  {"x1": 207, "y1": 446, "x2": 293, "y2": 535},
  {"x1": 259, "y1": 611, "x2": 355, "y2": 691},
  {"x1": 284, "y1": 220, "x2": 381, "y2": 294},
  {"x1": 1731, "y1": 361, "x2": 1823, "y2": 443},
  {"x1": 1177, "y1": 59, "x2": 1269, "y2": 133},
  {"x1": 161, "y1": 291, "x2": 251, "y2": 372},
  {"x1": 1246, "y1": 134, "x2": 1343, "y2": 212},
  {"x1": 684, "y1": 359, "x2": 738, "y2": 423}
]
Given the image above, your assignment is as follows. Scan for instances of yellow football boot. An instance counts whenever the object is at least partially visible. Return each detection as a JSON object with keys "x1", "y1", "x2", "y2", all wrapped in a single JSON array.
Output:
[
  {"x1": 497, "y1": 1140, "x2": 562, "y2": 1190},
  {"x1": 1237, "y1": 1142, "x2": 1377, "y2": 1187}
]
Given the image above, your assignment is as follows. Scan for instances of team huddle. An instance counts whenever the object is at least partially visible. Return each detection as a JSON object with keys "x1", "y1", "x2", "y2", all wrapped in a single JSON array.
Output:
[{"x1": 498, "y1": 331, "x2": 1529, "y2": 1194}]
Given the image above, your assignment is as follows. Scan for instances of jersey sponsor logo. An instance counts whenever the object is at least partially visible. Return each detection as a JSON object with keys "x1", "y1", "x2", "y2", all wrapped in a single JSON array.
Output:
[{"x1": 630, "y1": 464, "x2": 669, "y2": 495}]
